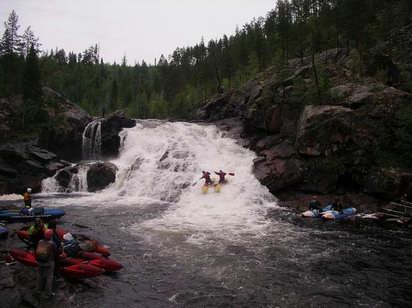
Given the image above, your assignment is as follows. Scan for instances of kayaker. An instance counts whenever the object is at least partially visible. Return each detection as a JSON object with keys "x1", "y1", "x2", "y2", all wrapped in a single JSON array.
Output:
[
  {"x1": 214, "y1": 170, "x2": 227, "y2": 184},
  {"x1": 29, "y1": 218, "x2": 46, "y2": 249},
  {"x1": 63, "y1": 233, "x2": 82, "y2": 257},
  {"x1": 331, "y1": 197, "x2": 343, "y2": 213},
  {"x1": 200, "y1": 171, "x2": 213, "y2": 186},
  {"x1": 309, "y1": 196, "x2": 322, "y2": 212},
  {"x1": 35, "y1": 229, "x2": 57, "y2": 299},
  {"x1": 23, "y1": 188, "x2": 32, "y2": 209}
]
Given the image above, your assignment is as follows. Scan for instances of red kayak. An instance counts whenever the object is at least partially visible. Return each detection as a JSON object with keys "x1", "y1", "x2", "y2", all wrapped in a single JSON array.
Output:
[
  {"x1": 60, "y1": 263, "x2": 104, "y2": 279},
  {"x1": 9, "y1": 249, "x2": 105, "y2": 278},
  {"x1": 61, "y1": 252, "x2": 123, "y2": 272},
  {"x1": 17, "y1": 227, "x2": 110, "y2": 256}
]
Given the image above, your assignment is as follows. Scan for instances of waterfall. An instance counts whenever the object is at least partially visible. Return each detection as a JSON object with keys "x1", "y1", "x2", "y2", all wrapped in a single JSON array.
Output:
[
  {"x1": 42, "y1": 121, "x2": 277, "y2": 236},
  {"x1": 82, "y1": 119, "x2": 102, "y2": 160}
]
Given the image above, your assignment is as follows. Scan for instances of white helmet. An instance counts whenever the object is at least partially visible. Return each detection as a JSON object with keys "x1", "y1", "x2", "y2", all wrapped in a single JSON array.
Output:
[
  {"x1": 63, "y1": 233, "x2": 74, "y2": 241},
  {"x1": 27, "y1": 188, "x2": 32, "y2": 193}
]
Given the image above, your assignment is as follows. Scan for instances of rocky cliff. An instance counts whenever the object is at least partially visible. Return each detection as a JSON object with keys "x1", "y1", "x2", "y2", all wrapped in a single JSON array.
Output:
[{"x1": 195, "y1": 46, "x2": 412, "y2": 205}]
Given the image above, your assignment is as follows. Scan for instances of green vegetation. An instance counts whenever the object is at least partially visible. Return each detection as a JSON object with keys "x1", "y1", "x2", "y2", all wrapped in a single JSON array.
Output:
[{"x1": 0, "y1": 1, "x2": 411, "y2": 121}]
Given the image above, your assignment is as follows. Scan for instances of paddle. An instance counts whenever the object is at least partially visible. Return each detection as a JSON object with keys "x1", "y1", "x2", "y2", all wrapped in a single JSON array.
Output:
[
  {"x1": 192, "y1": 180, "x2": 199, "y2": 187},
  {"x1": 228, "y1": 173, "x2": 235, "y2": 176}
]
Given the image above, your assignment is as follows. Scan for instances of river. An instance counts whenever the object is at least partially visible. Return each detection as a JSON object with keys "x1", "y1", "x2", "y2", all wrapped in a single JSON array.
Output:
[{"x1": 5, "y1": 121, "x2": 412, "y2": 307}]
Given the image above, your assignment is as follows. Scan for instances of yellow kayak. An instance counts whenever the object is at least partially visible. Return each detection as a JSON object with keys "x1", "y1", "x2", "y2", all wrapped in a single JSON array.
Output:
[
  {"x1": 214, "y1": 184, "x2": 221, "y2": 193},
  {"x1": 202, "y1": 185, "x2": 209, "y2": 194}
]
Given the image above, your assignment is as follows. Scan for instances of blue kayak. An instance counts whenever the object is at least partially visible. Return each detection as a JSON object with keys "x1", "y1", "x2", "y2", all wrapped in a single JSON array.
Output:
[
  {"x1": 0, "y1": 225, "x2": 8, "y2": 238},
  {"x1": 322, "y1": 207, "x2": 356, "y2": 220},
  {"x1": 301, "y1": 205, "x2": 333, "y2": 218},
  {"x1": 0, "y1": 208, "x2": 65, "y2": 223}
]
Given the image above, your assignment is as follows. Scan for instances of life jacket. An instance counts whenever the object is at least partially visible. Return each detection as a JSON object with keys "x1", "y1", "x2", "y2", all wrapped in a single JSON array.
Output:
[
  {"x1": 36, "y1": 240, "x2": 53, "y2": 263},
  {"x1": 23, "y1": 192, "x2": 31, "y2": 201}
]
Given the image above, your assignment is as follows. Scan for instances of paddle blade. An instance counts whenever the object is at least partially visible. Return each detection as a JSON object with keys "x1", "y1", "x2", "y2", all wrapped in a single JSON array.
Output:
[{"x1": 228, "y1": 173, "x2": 235, "y2": 176}]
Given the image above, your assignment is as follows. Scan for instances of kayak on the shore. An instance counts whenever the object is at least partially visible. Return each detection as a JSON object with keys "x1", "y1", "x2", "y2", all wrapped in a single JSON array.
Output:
[
  {"x1": 9, "y1": 249, "x2": 121, "y2": 278},
  {"x1": 0, "y1": 224, "x2": 8, "y2": 239},
  {"x1": 0, "y1": 208, "x2": 65, "y2": 223},
  {"x1": 322, "y1": 207, "x2": 357, "y2": 220},
  {"x1": 301, "y1": 205, "x2": 356, "y2": 220},
  {"x1": 17, "y1": 226, "x2": 111, "y2": 257},
  {"x1": 301, "y1": 205, "x2": 333, "y2": 218}
]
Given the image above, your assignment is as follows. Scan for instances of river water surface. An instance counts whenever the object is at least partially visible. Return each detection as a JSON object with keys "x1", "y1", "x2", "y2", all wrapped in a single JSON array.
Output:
[{"x1": 28, "y1": 122, "x2": 412, "y2": 306}]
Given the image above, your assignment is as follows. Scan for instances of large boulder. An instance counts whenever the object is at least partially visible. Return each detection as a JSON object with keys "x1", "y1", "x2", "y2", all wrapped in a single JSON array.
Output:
[
  {"x1": 86, "y1": 162, "x2": 118, "y2": 192},
  {"x1": 101, "y1": 112, "x2": 136, "y2": 158},
  {"x1": 295, "y1": 105, "x2": 353, "y2": 156},
  {"x1": 0, "y1": 143, "x2": 69, "y2": 194},
  {"x1": 364, "y1": 168, "x2": 412, "y2": 200},
  {"x1": 38, "y1": 87, "x2": 92, "y2": 162},
  {"x1": 196, "y1": 90, "x2": 245, "y2": 122}
]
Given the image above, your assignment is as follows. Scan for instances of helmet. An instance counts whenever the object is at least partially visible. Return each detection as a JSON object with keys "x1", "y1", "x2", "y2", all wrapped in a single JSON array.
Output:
[
  {"x1": 63, "y1": 233, "x2": 74, "y2": 241},
  {"x1": 44, "y1": 229, "x2": 53, "y2": 240},
  {"x1": 27, "y1": 188, "x2": 32, "y2": 193},
  {"x1": 202, "y1": 171, "x2": 205, "y2": 173},
  {"x1": 219, "y1": 170, "x2": 223, "y2": 173}
]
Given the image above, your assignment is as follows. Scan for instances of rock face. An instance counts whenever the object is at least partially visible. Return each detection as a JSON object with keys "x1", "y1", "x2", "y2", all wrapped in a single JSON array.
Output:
[
  {"x1": 0, "y1": 143, "x2": 69, "y2": 194},
  {"x1": 38, "y1": 87, "x2": 93, "y2": 162},
  {"x1": 87, "y1": 162, "x2": 118, "y2": 192},
  {"x1": 197, "y1": 47, "x2": 412, "y2": 201},
  {"x1": 101, "y1": 112, "x2": 136, "y2": 158}
]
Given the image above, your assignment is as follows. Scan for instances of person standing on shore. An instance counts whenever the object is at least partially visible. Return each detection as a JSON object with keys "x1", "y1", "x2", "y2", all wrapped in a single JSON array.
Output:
[
  {"x1": 23, "y1": 188, "x2": 32, "y2": 209},
  {"x1": 35, "y1": 229, "x2": 57, "y2": 299}
]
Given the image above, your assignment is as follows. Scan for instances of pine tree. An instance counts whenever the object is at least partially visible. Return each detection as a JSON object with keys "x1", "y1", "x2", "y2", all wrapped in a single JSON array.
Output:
[
  {"x1": 0, "y1": 10, "x2": 22, "y2": 55},
  {"x1": 21, "y1": 26, "x2": 40, "y2": 57},
  {"x1": 22, "y1": 44, "x2": 43, "y2": 130},
  {"x1": 23, "y1": 44, "x2": 41, "y2": 100}
]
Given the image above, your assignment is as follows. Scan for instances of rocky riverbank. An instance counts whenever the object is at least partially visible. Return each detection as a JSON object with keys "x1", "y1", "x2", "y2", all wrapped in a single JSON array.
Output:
[{"x1": 195, "y1": 46, "x2": 412, "y2": 212}]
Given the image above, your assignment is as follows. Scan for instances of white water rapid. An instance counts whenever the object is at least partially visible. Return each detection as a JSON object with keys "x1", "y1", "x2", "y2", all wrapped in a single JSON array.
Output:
[{"x1": 42, "y1": 121, "x2": 278, "y2": 241}]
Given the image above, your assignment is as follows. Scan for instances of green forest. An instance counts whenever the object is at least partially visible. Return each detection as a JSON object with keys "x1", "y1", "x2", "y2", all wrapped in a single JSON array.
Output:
[{"x1": 0, "y1": 0, "x2": 411, "y2": 124}]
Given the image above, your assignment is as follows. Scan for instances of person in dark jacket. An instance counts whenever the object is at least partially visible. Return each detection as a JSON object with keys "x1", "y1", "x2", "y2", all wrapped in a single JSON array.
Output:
[
  {"x1": 47, "y1": 220, "x2": 63, "y2": 280},
  {"x1": 309, "y1": 196, "x2": 322, "y2": 212},
  {"x1": 200, "y1": 171, "x2": 213, "y2": 186},
  {"x1": 331, "y1": 197, "x2": 343, "y2": 213},
  {"x1": 214, "y1": 170, "x2": 227, "y2": 184},
  {"x1": 35, "y1": 229, "x2": 57, "y2": 299}
]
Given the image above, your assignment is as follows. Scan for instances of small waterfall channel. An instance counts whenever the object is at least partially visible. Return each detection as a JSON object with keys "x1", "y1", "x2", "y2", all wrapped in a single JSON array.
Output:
[
  {"x1": 82, "y1": 119, "x2": 102, "y2": 160},
  {"x1": 42, "y1": 119, "x2": 103, "y2": 192}
]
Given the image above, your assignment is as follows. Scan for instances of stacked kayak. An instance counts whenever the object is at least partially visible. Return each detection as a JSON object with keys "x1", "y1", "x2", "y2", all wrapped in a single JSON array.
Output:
[
  {"x1": 322, "y1": 207, "x2": 357, "y2": 220},
  {"x1": 17, "y1": 226, "x2": 110, "y2": 257},
  {"x1": 301, "y1": 205, "x2": 356, "y2": 220},
  {"x1": 9, "y1": 249, "x2": 122, "y2": 279},
  {"x1": 301, "y1": 205, "x2": 332, "y2": 218},
  {"x1": 0, "y1": 208, "x2": 65, "y2": 223}
]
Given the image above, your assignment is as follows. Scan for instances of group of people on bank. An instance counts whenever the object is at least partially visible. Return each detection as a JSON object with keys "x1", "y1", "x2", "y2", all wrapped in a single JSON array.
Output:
[
  {"x1": 309, "y1": 196, "x2": 344, "y2": 213},
  {"x1": 27, "y1": 218, "x2": 81, "y2": 298}
]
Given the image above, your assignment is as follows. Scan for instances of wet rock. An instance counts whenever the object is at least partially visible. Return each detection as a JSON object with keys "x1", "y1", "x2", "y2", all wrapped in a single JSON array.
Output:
[
  {"x1": 87, "y1": 162, "x2": 118, "y2": 192},
  {"x1": 0, "y1": 143, "x2": 67, "y2": 194},
  {"x1": 254, "y1": 158, "x2": 305, "y2": 193},
  {"x1": 262, "y1": 141, "x2": 296, "y2": 160},
  {"x1": 101, "y1": 112, "x2": 136, "y2": 158},
  {"x1": 56, "y1": 169, "x2": 73, "y2": 189}
]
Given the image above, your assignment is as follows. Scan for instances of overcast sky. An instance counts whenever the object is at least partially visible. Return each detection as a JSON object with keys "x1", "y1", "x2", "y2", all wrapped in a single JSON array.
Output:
[{"x1": 0, "y1": 0, "x2": 277, "y2": 64}]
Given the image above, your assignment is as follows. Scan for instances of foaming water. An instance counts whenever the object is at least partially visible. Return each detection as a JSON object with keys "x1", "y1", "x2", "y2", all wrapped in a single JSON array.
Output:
[
  {"x1": 42, "y1": 121, "x2": 277, "y2": 241},
  {"x1": 30, "y1": 119, "x2": 412, "y2": 306}
]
